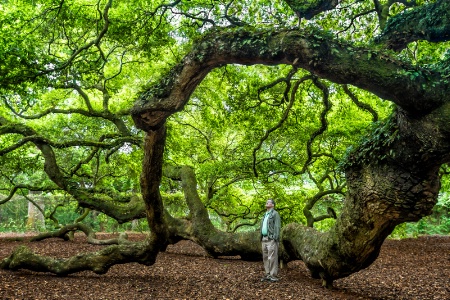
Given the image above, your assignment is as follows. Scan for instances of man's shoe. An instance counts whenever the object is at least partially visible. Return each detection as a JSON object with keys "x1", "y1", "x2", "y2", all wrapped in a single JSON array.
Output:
[
  {"x1": 269, "y1": 276, "x2": 279, "y2": 282},
  {"x1": 260, "y1": 275, "x2": 270, "y2": 282}
]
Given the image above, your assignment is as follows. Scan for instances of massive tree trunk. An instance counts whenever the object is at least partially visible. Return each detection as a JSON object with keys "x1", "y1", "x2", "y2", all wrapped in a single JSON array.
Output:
[{"x1": 283, "y1": 108, "x2": 447, "y2": 286}]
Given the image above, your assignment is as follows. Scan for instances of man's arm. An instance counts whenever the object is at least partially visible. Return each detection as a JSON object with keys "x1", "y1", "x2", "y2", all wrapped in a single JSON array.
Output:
[{"x1": 274, "y1": 211, "x2": 282, "y2": 241}]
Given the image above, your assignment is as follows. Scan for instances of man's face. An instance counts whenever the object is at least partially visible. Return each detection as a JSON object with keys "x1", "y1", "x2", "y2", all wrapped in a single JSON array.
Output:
[{"x1": 265, "y1": 200, "x2": 274, "y2": 209}]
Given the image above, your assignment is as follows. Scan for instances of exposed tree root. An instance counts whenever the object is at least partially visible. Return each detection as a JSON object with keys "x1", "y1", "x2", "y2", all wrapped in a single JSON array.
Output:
[{"x1": 0, "y1": 237, "x2": 158, "y2": 276}]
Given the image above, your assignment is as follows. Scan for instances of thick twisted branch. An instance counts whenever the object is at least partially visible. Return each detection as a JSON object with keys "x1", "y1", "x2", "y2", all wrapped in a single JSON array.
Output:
[
  {"x1": 376, "y1": 0, "x2": 450, "y2": 50},
  {"x1": 132, "y1": 27, "x2": 449, "y2": 130}
]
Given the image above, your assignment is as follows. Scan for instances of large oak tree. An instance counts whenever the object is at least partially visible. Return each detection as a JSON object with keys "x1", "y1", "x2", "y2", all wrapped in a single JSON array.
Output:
[{"x1": 1, "y1": 0, "x2": 449, "y2": 288}]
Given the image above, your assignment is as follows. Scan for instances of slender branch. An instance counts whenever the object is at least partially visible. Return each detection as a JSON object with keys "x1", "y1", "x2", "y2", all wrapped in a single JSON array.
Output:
[
  {"x1": 224, "y1": 0, "x2": 246, "y2": 26},
  {"x1": 252, "y1": 74, "x2": 312, "y2": 177},
  {"x1": 175, "y1": 121, "x2": 215, "y2": 160},
  {"x1": 337, "y1": 9, "x2": 376, "y2": 35},
  {"x1": 2, "y1": 93, "x2": 132, "y2": 136},
  {"x1": 343, "y1": 85, "x2": 378, "y2": 122},
  {"x1": 298, "y1": 78, "x2": 331, "y2": 175}
]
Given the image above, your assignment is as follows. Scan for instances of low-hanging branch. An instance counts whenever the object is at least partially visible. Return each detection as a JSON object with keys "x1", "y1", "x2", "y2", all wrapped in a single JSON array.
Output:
[
  {"x1": 0, "y1": 238, "x2": 157, "y2": 276},
  {"x1": 0, "y1": 116, "x2": 147, "y2": 223},
  {"x1": 30, "y1": 223, "x2": 133, "y2": 245}
]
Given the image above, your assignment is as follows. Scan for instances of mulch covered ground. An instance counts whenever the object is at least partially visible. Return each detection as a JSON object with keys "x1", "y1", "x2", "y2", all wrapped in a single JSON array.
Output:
[{"x1": 0, "y1": 233, "x2": 449, "y2": 300}]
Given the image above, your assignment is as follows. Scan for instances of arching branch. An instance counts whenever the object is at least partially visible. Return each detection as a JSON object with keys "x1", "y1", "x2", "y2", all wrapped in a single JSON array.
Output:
[{"x1": 132, "y1": 26, "x2": 448, "y2": 131}]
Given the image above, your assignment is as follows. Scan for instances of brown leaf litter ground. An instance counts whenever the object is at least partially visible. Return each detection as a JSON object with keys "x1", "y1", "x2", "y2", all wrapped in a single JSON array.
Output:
[{"x1": 0, "y1": 233, "x2": 449, "y2": 299}]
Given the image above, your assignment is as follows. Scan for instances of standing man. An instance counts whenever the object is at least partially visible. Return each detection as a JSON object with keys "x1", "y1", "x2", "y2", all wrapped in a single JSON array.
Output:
[{"x1": 260, "y1": 198, "x2": 281, "y2": 282}]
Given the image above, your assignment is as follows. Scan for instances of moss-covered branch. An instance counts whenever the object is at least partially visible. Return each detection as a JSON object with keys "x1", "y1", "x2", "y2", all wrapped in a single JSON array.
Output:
[
  {"x1": 376, "y1": 0, "x2": 450, "y2": 50},
  {"x1": 0, "y1": 117, "x2": 146, "y2": 223},
  {"x1": 0, "y1": 239, "x2": 157, "y2": 276},
  {"x1": 283, "y1": 0, "x2": 340, "y2": 20},
  {"x1": 132, "y1": 26, "x2": 449, "y2": 131},
  {"x1": 30, "y1": 223, "x2": 133, "y2": 245},
  {"x1": 162, "y1": 165, "x2": 263, "y2": 260}
]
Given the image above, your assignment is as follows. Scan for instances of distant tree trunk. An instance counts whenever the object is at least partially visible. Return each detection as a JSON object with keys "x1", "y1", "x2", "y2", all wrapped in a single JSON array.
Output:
[
  {"x1": 131, "y1": 219, "x2": 139, "y2": 231},
  {"x1": 26, "y1": 191, "x2": 45, "y2": 231}
]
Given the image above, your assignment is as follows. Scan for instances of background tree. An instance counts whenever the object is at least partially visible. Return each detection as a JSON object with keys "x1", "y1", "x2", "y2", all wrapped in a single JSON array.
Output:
[{"x1": 0, "y1": 0, "x2": 449, "y2": 289}]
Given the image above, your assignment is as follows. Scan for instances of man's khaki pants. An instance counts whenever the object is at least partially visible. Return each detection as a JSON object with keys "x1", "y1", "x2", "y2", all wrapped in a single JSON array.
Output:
[{"x1": 261, "y1": 237, "x2": 279, "y2": 278}]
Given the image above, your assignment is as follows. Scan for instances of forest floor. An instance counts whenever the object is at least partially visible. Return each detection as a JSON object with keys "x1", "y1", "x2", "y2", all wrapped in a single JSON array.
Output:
[{"x1": 0, "y1": 233, "x2": 449, "y2": 300}]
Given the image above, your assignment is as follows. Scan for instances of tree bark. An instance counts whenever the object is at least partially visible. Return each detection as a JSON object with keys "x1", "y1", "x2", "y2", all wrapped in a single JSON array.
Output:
[
  {"x1": 0, "y1": 241, "x2": 155, "y2": 275},
  {"x1": 283, "y1": 107, "x2": 448, "y2": 285}
]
